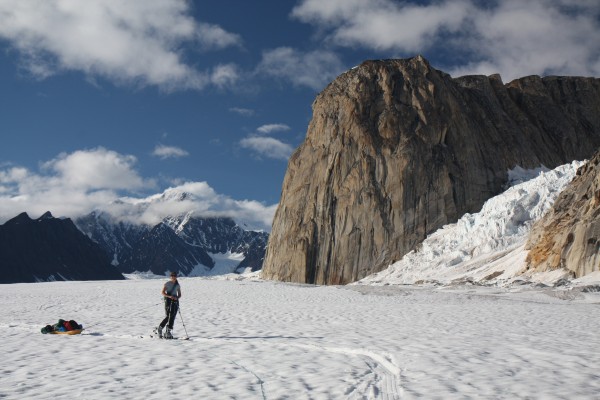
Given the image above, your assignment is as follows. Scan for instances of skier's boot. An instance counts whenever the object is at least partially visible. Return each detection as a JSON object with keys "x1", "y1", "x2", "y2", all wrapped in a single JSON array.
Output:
[
  {"x1": 164, "y1": 327, "x2": 173, "y2": 339},
  {"x1": 154, "y1": 326, "x2": 163, "y2": 339}
]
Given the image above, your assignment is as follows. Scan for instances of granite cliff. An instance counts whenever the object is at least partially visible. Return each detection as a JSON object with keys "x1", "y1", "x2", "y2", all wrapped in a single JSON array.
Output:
[
  {"x1": 525, "y1": 150, "x2": 600, "y2": 278},
  {"x1": 262, "y1": 56, "x2": 600, "y2": 285}
]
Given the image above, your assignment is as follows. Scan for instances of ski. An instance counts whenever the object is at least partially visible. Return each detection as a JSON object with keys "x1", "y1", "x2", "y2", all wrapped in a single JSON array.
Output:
[{"x1": 142, "y1": 334, "x2": 189, "y2": 341}]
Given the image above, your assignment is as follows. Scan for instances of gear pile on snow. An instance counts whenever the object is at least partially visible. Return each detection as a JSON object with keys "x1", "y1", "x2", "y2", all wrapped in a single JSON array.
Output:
[{"x1": 41, "y1": 319, "x2": 83, "y2": 334}]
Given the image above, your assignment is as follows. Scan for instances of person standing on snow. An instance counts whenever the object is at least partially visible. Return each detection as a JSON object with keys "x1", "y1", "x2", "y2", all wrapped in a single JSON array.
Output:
[{"x1": 155, "y1": 271, "x2": 181, "y2": 339}]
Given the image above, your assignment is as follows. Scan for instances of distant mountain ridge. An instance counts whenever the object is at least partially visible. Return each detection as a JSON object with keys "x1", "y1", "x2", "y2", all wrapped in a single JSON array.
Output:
[
  {"x1": 0, "y1": 212, "x2": 124, "y2": 283},
  {"x1": 75, "y1": 209, "x2": 269, "y2": 277},
  {"x1": 0, "y1": 185, "x2": 269, "y2": 282}
]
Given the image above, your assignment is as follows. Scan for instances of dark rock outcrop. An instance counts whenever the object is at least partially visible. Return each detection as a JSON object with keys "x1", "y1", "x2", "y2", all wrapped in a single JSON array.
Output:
[
  {"x1": 525, "y1": 151, "x2": 600, "y2": 277},
  {"x1": 262, "y1": 56, "x2": 600, "y2": 285},
  {"x1": 0, "y1": 212, "x2": 124, "y2": 283}
]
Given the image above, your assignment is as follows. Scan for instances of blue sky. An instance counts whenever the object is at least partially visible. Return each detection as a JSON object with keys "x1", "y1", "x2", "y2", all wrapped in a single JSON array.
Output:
[{"x1": 0, "y1": 0, "x2": 599, "y2": 230}]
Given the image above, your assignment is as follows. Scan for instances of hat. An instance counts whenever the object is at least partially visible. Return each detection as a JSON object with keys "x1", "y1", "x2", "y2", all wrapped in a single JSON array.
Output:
[{"x1": 170, "y1": 271, "x2": 177, "y2": 277}]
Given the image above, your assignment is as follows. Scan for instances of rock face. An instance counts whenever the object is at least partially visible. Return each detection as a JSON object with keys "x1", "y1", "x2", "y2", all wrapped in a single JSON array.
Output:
[
  {"x1": 262, "y1": 56, "x2": 600, "y2": 285},
  {"x1": 525, "y1": 151, "x2": 600, "y2": 278},
  {"x1": 0, "y1": 212, "x2": 124, "y2": 283}
]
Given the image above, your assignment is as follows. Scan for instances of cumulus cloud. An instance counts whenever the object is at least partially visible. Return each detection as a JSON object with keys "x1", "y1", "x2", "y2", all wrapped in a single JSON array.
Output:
[
  {"x1": 115, "y1": 181, "x2": 276, "y2": 230},
  {"x1": 257, "y1": 47, "x2": 345, "y2": 90},
  {"x1": 196, "y1": 22, "x2": 243, "y2": 50},
  {"x1": 152, "y1": 145, "x2": 190, "y2": 160},
  {"x1": 0, "y1": 0, "x2": 242, "y2": 90},
  {"x1": 292, "y1": 0, "x2": 600, "y2": 81},
  {"x1": 449, "y1": 0, "x2": 600, "y2": 80},
  {"x1": 0, "y1": 148, "x2": 276, "y2": 231},
  {"x1": 43, "y1": 149, "x2": 149, "y2": 190},
  {"x1": 292, "y1": 0, "x2": 469, "y2": 52},
  {"x1": 257, "y1": 124, "x2": 291, "y2": 134},
  {"x1": 0, "y1": 148, "x2": 152, "y2": 221},
  {"x1": 240, "y1": 136, "x2": 295, "y2": 160}
]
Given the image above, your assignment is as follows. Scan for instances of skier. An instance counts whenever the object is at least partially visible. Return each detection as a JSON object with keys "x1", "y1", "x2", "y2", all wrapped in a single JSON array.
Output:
[{"x1": 155, "y1": 271, "x2": 181, "y2": 339}]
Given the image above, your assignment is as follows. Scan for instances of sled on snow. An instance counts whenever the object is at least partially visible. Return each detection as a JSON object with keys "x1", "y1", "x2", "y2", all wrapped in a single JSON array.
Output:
[
  {"x1": 41, "y1": 319, "x2": 83, "y2": 335},
  {"x1": 47, "y1": 328, "x2": 84, "y2": 335}
]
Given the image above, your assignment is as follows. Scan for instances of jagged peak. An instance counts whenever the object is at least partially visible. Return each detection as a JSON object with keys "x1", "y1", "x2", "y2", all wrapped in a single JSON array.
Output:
[
  {"x1": 37, "y1": 211, "x2": 54, "y2": 221},
  {"x1": 3, "y1": 212, "x2": 32, "y2": 226}
]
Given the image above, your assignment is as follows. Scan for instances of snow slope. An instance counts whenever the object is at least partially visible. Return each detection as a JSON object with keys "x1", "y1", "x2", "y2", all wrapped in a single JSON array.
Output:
[
  {"x1": 1, "y1": 278, "x2": 599, "y2": 399},
  {"x1": 359, "y1": 161, "x2": 587, "y2": 286}
]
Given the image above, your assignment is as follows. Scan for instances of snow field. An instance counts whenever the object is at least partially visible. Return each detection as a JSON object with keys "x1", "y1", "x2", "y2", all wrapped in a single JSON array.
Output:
[{"x1": 1, "y1": 278, "x2": 599, "y2": 399}]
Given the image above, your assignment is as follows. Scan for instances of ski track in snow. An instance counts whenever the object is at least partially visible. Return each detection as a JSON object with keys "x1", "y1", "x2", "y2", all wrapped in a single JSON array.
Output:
[{"x1": 2, "y1": 278, "x2": 600, "y2": 399}]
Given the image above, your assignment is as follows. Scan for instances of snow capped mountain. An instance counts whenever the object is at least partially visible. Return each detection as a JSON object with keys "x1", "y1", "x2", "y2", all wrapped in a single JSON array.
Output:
[
  {"x1": 358, "y1": 161, "x2": 588, "y2": 287},
  {"x1": 75, "y1": 189, "x2": 269, "y2": 277}
]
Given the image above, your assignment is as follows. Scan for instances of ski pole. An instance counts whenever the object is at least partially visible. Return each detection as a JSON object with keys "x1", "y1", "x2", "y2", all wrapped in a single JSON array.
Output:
[{"x1": 178, "y1": 304, "x2": 190, "y2": 340}]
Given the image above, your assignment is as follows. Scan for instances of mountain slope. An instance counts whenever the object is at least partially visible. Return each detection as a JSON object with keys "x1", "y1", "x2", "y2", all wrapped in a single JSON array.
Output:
[
  {"x1": 76, "y1": 211, "x2": 268, "y2": 276},
  {"x1": 0, "y1": 212, "x2": 124, "y2": 283}
]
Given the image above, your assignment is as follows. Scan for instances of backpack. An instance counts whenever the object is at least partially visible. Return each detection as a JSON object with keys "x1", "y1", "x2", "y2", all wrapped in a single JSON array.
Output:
[{"x1": 65, "y1": 320, "x2": 81, "y2": 330}]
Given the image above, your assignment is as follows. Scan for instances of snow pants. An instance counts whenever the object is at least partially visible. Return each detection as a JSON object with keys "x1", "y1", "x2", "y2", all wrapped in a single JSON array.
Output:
[{"x1": 160, "y1": 298, "x2": 178, "y2": 329}]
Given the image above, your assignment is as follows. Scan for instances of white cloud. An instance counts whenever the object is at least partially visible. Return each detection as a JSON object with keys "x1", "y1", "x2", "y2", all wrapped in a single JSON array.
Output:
[
  {"x1": 152, "y1": 145, "x2": 190, "y2": 160},
  {"x1": 239, "y1": 123, "x2": 295, "y2": 161},
  {"x1": 257, "y1": 124, "x2": 291, "y2": 134},
  {"x1": 0, "y1": 166, "x2": 29, "y2": 183},
  {"x1": 229, "y1": 107, "x2": 255, "y2": 117},
  {"x1": 0, "y1": 148, "x2": 152, "y2": 220},
  {"x1": 196, "y1": 22, "x2": 242, "y2": 50},
  {"x1": 449, "y1": 0, "x2": 600, "y2": 80},
  {"x1": 211, "y1": 63, "x2": 240, "y2": 88},
  {"x1": 0, "y1": 0, "x2": 242, "y2": 90},
  {"x1": 292, "y1": 0, "x2": 469, "y2": 52},
  {"x1": 292, "y1": 0, "x2": 600, "y2": 81},
  {"x1": 43, "y1": 148, "x2": 149, "y2": 190},
  {"x1": 115, "y1": 182, "x2": 276, "y2": 230},
  {"x1": 0, "y1": 148, "x2": 276, "y2": 231},
  {"x1": 257, "y1": 47, "x2": 345, "y2": 90},
  {"x1": 240, "y1": 136, "x2": 295, "y2": 160}
]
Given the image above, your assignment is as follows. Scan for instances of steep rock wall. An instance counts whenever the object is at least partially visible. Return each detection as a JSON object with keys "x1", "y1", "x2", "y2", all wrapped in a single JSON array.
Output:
[
  {"x1": 262, "y1": 56, "x2": 600, "y2": 285},
  {"x1": 525, "y1": 151, "x2": 600, "y2": 278}
]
